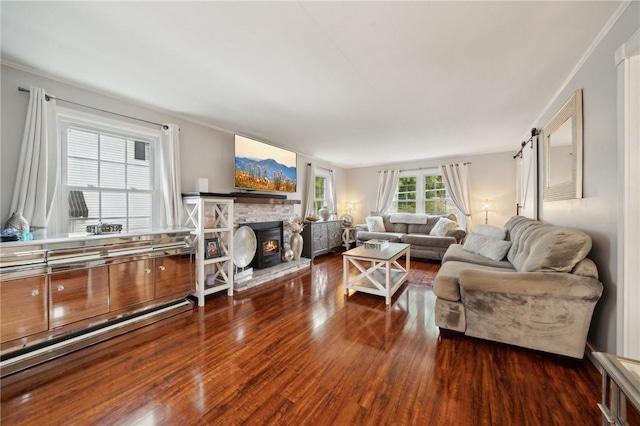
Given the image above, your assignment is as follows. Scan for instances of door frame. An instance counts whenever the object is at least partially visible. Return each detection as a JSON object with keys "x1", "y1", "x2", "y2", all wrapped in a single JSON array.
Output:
[{"x1": 615, "y1": 29, "x2": 640, "y2": 358}]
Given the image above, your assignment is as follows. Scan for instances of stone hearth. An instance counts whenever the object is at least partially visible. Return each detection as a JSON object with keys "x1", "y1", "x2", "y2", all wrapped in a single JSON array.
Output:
[{"x1": 234, "y1": 258, "x2": 311, "y2": 292}]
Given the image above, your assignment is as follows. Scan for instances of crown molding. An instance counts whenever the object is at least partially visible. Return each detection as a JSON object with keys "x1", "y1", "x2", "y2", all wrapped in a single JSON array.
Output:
[
  {"x1": 1, "y1": 58, "x2": 234, "y2": 136},
  {"x1": 1, "y1": 59, "x2": 338, "y2": 169},
  {"x1": 527, "y1": 0, "x2": 633, "y2": 137}
]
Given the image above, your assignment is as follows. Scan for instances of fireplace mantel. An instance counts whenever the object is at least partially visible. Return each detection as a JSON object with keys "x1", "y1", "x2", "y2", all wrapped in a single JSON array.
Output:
[
  {"x1": 235, "y1": 197, "x2": 300, "y2": 205},
  {"x1": 182, "y1": 192, "x2": 300, "y2": 205}
]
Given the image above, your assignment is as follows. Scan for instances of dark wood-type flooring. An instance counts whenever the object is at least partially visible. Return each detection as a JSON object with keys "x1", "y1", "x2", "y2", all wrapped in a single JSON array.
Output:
[{"x1": 1, "y1": 254, "x2": 602, "y2": 425}]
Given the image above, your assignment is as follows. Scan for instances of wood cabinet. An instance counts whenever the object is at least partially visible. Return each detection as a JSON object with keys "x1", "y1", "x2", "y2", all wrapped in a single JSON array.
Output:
[
  {"x1": 1, "y1": 276, "x2": 48, "y2": 343},
  {"x1": 49, "y1": 266, "x2": 110, "y2": 329},
  {"x1": 301, "y1": 220, "x2": 343, "y2": 260}
]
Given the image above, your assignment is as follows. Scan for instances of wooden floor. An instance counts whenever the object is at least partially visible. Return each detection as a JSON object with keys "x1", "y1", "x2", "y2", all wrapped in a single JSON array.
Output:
[{"x1": 1, "y1": 254, "x2": 602, "y2": 425}]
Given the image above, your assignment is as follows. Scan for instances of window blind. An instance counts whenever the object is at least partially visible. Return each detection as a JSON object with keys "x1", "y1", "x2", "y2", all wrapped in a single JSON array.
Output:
[{"x1": 65, "y1": 126, "x2": 152, "y2": 232}]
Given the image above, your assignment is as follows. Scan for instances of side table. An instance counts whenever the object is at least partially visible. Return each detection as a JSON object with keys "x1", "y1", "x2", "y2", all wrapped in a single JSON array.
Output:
[{"x1": 342, "y1": 226, "x2": 356, "y2": 250}]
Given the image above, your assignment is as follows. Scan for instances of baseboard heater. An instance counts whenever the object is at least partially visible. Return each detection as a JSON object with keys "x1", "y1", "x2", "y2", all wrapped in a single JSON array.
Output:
[{"x1": 0, "y1": 298, "x2": 193, "y2": 378}]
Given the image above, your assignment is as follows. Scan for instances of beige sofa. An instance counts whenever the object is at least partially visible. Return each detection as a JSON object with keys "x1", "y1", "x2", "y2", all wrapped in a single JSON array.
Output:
[
  {"x1": 354, "y1": 213, "x2": 467, "y2": 261},
  {"x1": 434, "y1": 216, "x2": 603, "y2": 358}
]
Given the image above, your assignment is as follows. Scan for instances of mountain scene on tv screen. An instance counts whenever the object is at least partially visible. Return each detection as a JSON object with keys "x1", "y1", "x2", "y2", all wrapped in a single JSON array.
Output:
[{"x1": 235, "y1": 157, "x2": 297, "y2": 192}]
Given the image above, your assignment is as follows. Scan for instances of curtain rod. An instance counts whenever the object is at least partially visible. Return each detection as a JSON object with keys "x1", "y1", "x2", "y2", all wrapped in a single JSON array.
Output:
[
  {"x1": 18, "y1": 87, "x2": 169, "y2": 130},
  {"x1": 513, "y1": 128, "x2": 539, "y2": 159},
  {"x1": 379, "y1": 162, "x2": 471, "y2": 173},
  {"x1": 308, "y1": 163, "x2": 333, "y2": 172}
]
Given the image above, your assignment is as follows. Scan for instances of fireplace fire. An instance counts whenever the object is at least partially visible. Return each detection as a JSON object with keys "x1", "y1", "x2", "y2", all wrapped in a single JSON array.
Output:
[{"x1": 263, "y1": 239, "x2": 279, "y2": 254}]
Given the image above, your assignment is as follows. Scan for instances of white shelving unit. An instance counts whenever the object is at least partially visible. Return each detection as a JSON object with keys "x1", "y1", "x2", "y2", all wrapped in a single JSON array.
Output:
[{"x1": 183, "y1": 194, "x2": 234, "y2": 306}]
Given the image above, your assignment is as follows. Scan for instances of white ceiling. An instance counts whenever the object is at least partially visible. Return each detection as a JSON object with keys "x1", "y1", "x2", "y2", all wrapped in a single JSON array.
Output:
[{"x1": 1, "y1": 1, "x2": 622, "y2": 168}]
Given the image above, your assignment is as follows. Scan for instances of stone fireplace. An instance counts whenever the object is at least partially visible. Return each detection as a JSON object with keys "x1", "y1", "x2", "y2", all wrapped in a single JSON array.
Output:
[
  {"x1": 232, "y1": 197, "x2": 310, "y2": 291},
  {"x1": 234, "y1": 201, "x2": 296, "y2": 250}
]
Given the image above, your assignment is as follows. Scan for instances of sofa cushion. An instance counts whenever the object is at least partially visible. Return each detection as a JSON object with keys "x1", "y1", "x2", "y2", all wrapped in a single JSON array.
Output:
[
  {"x1": 571, "y1": 258, "x2": 599, "y2": 279},
  {"x1": 380, "y1": 215, "x2": 408, "y2": 233},
  {"x1": 386, "y1": 222, "x2": 409, "y2": 233},
  {"x1": 474, "y1": 224, "x2": 507, "y2": 240},
  {"x1": 442, "y1": 244, "x2": 514, "y2": 269},
  {"x1": 390, "y1": 213, "x2": 428, "y2": 224},
  {"x1": 401, "y1": 234, "x2": 455, "y2": 249},
  {"x1": 463, "y1": 233, "x2": 512, "y2": 261},
  {"x1": 505, "y1": 216, "x2": 593, "y2": 273},
  {"x1": 519, "y1": 228, "x2": 592, "y2": 272},
  {"x1": 407, "y1": 224, "x2": 433, "y2": 234},
  {"x1": 434, "y1": 261, "x2": 515, "y2": 302},
  {"x1": 366, "y1": 216, "x2": 385, "y2": 232},
  {"x1": 430, "y1": 217, "x2": 457, "y2": 236},
  {"x1": 446, "y1": 227, "x2": 468, "y2": 243},
  {"x1": 356, "y1": 231, "x2": 404, "y2": 243}
]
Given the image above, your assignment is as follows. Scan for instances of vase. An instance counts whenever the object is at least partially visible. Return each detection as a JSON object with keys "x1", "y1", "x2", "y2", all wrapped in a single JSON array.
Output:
[
  {"x1": 283, "y1": 249, "x2": 294, "y2": 262},
  {"x1": 318, "y1": 206, "x2": 331, "y2": 221},
  {"x1": 290, "y1": 232, "x2": 303, "y2": 260},
  {"x1": 4, "y1": 211, "x2": 29, "y2": 233}
]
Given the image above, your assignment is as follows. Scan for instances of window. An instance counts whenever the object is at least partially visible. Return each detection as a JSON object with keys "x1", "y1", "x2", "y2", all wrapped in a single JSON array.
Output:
[
  {"x1": 396, "y1": 176, "x2": 417, "y2": 213},
  {"x1": 424, "y1": 175, "x2": 456, "y2": 214},
  {"x1": 59, "y1": 115, "x2": 158, "y2": 234},
  {"x1": 391, "y1": 171, "x2": 456, "y2": 215},
  {"x1": 314, "y1": 172, "x2": 328, "y2": 214}
]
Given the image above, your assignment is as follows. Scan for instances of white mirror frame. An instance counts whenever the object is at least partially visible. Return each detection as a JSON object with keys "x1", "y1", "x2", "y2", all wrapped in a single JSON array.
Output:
[{"x1": 542, "y1": 89, "x2": 583, "y2": 201}]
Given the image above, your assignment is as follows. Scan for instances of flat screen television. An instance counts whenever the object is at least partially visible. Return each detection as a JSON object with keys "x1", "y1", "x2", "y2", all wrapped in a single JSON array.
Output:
[{"x1": 234, "y1": 135, "x2": 297, "y2": 193}]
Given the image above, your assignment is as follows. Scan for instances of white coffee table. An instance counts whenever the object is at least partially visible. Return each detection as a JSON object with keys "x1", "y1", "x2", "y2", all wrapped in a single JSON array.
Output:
[{"x1": 342, "y1": 242, "x2": 410, "y2": 304}]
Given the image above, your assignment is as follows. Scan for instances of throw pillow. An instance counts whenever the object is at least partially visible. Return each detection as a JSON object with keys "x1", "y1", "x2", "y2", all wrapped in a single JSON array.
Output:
[
  {"x1": 429, "y1": 217, "x2": 457, "y2": 236},
  {"x1": 463, "y1": 232, "x2": 512, "y2": 261},
  {"x1": 366, "y1": 216, "x2": 385, "y2": 232},
  {"x1": 474, "y1": 224, "x2": 508, "y2": 240}
]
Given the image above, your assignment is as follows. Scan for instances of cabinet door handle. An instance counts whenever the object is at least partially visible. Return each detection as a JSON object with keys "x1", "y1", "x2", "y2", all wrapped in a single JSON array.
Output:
[
  {"x1": 57, "y1": 285, "x2": 65, "y2": 291},
  {"x1": 31, "y1": 289, "x2": 40, "y2": 296},
  {"x1": 158, "y1": 265, "x2": 166, "y2": 271},
  {"x1": 144, "y1": 268, "x2": 151, "y2": 274}
]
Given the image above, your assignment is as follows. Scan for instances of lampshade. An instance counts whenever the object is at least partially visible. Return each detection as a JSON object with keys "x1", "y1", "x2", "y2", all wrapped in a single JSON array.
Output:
[
  {"x1": 482, "y1": 199, "x2": 494, "y2": 212},
  {"x1": 482, "y1": 199, "x2": 494, "y2": 224}
]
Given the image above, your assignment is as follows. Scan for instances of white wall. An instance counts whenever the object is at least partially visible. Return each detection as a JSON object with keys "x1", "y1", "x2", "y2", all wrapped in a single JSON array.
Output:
[
  {"x1": 0, "y1": 64, "x2": 347, "y2": 226},
  {"x1": 534, "y1": 2, "x2": 639, "y2": 353},
  {"x1": 345, "y1": 151, "x2": 517, "y2": 228}
]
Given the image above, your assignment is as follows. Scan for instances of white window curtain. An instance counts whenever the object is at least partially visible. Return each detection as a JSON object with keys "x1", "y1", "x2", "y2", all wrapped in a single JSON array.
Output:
[
  {"x1": 9, "y1": 87, "x2": 59, "y2": 230},
  {"x1": 439, "y1": 163, "x2": 473, "y2": 231},
  {"x1": 303, "y1": 162, "x2": 316, "y2": 217},
  {"x1": 327, "y1": 169, "x2": 336, "y2": 217},
  {"x1": 155, "y1": 124, "x2": 182, "y2": 228},
  {"x1": 375, "y1": 169, "x2": 400, "y2": 213}
]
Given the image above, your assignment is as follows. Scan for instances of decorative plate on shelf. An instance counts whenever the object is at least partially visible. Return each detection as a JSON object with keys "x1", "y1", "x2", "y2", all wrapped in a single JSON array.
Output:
[{"x1": 233, "y1": 226, "x2": 257, "y2": 268}]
